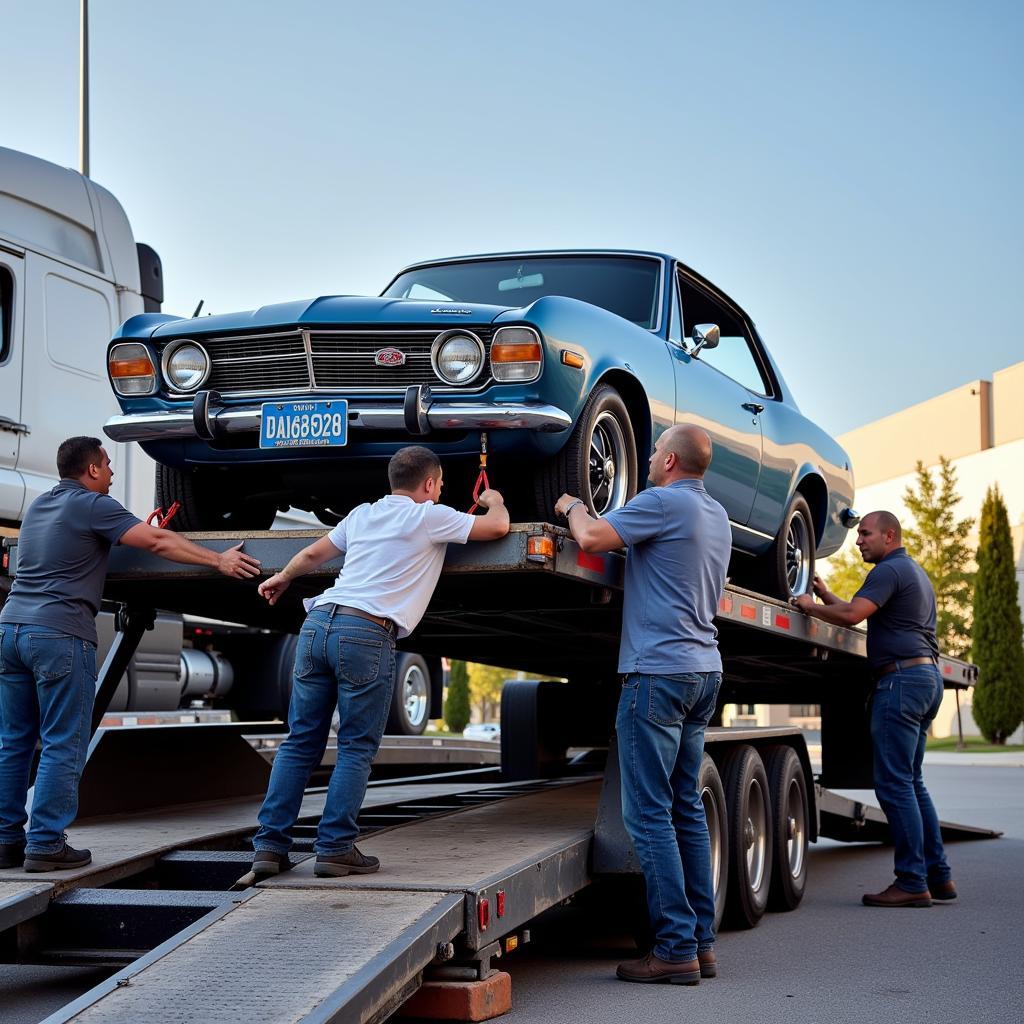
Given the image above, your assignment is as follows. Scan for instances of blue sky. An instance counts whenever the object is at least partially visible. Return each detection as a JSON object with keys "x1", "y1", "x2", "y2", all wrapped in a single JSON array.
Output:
[{"x1": 4, "y1": 0, "x2": 1022, "y2": 435}]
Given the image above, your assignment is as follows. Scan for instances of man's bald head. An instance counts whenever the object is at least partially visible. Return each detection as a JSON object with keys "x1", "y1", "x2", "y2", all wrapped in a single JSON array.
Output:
[
  {"x1": 862, "y1": 510, "x2": 902, "y2": 543},
  {"x1": 855, "y1": 510, "x2": 903, "y2": 563},
  {"x1": 650, "y1": 424, "x2": 713, "y2": 485}
]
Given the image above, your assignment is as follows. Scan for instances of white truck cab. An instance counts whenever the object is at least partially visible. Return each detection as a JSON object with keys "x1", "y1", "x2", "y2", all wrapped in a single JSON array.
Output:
[{"x1": 0, "y1": 146, "x2": 162, "y2": 525}]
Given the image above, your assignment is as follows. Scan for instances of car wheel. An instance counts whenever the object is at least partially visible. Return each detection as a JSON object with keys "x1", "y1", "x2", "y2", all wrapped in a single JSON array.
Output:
[
  {"x1": 764, "y1": 745, "x2": 810, "y2": 912},
  {"x1": 534, "y1": 384, "x2": 638, "y2": 518},
  {"x1": 385, "y1": 654, "x2": 431, "y2": 735},
  {"x1": 721, "y1": 744, "x2": 773, "y2": 929},
  {"x1": 761, "y1": 493, "x2": 816, "y2": 599},
  {"x1": 155, "y1": 464, "x2": 276, "y2": 532}
]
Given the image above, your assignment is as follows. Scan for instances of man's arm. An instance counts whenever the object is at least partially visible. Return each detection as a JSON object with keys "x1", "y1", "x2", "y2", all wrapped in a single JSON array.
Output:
[
  {"x1": 468, "y1": 489, "x2": 510, "y2": 541},
  {"x1": 792, "y1": 592, "x2": 878, "y2": 626},
  {"x1": 257, "y1": 534, "x2": 344, "y2": 605},
  {"x1": 554, "y1": 493, "x2": 624, "y2": 553},
  {"x1": 120, "y1": 523, "x2": 261, "y2": 580}
]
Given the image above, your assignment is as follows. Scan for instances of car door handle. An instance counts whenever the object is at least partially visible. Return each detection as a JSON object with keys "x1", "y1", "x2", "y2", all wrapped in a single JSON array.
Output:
[
  {"x1": 0, "y1": 416, "x2": 30, "y2": 436},
  {"x1": 741, "y1": 402, "x2": 764, "y2": 415}
]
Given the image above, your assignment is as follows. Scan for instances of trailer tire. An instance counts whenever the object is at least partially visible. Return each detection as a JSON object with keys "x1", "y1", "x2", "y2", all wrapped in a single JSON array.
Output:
[
  {"x1": 385, "y1": 654, "x2": 431, "y2": 736},
  {"x1": 721, "y1": 744, "x2": 773, "y2": 929},
  {"x1": 764, "y1": 745, "x2": 809, "y2": 912},
  {"x1": 155, "y1": 464, "x2": 275, "y2": 532},
  {"x1": 697, "y1": 753, "x2": 729, "y2": 933},
  {"x1": 500, "y1": 679, "x2": 568, "y2": 780}
]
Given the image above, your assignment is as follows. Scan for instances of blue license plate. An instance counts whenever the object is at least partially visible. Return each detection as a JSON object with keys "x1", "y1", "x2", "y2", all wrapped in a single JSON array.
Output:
[{"x1": 259, "y1": 400, "x2": 348, "y2": 449}]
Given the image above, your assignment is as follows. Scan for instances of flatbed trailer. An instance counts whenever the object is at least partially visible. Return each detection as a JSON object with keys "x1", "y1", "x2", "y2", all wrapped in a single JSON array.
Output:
[{"x1": 0, "y1": 524, "x2": 993, "y2": 1023}]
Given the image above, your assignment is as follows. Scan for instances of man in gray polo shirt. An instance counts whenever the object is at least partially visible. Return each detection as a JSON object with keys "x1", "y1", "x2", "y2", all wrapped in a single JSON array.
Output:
[
  {"x1": 555, "y1": 423, "x2": 731, "y2": 986},
  {"x1": 1, "y1": 436, "x2": 261, "y2": 871}
]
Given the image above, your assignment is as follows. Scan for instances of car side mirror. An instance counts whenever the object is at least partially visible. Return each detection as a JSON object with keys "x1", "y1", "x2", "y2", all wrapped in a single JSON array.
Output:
[{"x1": 691, "y1": 324, "x2": 720, "y2": 356}]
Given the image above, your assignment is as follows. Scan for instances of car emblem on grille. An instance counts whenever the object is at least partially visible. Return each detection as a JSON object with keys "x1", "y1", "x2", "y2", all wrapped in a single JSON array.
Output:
[
  {"x1": 430, "y1": 307, "x2": 473, "y2": 315},
  {"x1": 374, "y1": 347, "x2": 407, "y2": 367}
]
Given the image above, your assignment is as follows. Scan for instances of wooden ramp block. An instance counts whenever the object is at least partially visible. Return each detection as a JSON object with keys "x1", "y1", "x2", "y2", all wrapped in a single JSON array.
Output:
[{"x1": 399, "y1": 971, "x2": 512, "y2": 1021}]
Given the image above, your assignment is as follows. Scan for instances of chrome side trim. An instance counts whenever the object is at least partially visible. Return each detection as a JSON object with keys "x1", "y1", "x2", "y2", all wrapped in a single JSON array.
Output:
[
  {"x1": 103, "y1": 401, "x2": 573, "y2": 442},
  {"x1": 729, "y1": 520, "x2": 775, "y2": 542}
]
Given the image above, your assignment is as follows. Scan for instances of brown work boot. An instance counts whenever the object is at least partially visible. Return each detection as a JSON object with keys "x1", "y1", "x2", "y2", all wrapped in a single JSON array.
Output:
[
  {"x1": 314, "y1": 846, "x2": 380, "y2": 878},
  {"x1": 698, "y1": 950, "x2": 717, "y2": 978},
  {"x1": 930, "y1": 880, "x2": 958, "y2": 903},
  {"x1": 23, "y1": 839, "x2": 91, "y2": 872},
  {"x1": 251, "y1": 850, "x2": 293, "y2": 877},
  {"x1": 862, "y1": 884, "x2": 932, "y2": 908},
  {"x1": 616, "y1": 952, "x2": 701, "y2": 985}
]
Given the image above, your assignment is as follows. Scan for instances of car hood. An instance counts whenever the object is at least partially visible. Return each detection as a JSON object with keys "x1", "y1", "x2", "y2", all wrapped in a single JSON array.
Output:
[{"x1": 149, "y1": 297, "x2": 515, "y2": 337}]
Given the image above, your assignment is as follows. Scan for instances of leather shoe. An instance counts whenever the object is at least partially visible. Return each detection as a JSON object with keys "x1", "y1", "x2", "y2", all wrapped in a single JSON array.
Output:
[
  {"x1": 251, "y1": 850, "x2": 293, "y2": 877},
  {"x1": 0, "y1": 841, "x2": 26, "y2": 869},
  {"x1": 698, "y1": 950, "x2": 717, "y2": 978},
  {"x1": 930, "y1": 880, "x2": 958, "y2": 903},
  {"x1": 616, "y1": 952, "x2": 701, "y2": 985},
  {"x1": 314, "y1": 846, "x2": 380, "y2": 878},
  {"x1": 23, "y1": 840, "x2": 91, "y2": 872},
  {"x1": 862, "y1": 884, "x2": 932, "y2": 908}
]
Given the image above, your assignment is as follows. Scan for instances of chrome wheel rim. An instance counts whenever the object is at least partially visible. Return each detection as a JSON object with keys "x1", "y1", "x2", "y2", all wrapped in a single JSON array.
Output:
[
  {"x1": 744, "y1": 779, "x2": 768, "y2": 892},
  {"x1": 786, "y1": 777, "x2": 806, "y2": 878},
  {"x1": 588, "y1": 411, "x2": 630, "y2": 515},
  {"x1": 402, "y1": 664, "x2": 429, "y2": 729},
  {"x1": 785, "y1": 513, "x2": 812, "y2": 595},
  {"x1": 701, "y1": 785, "x2": 723, "y2": 898}
]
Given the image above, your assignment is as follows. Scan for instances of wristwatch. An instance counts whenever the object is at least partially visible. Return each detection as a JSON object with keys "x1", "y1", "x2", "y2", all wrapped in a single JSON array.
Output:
[{"x1": 562, "y1": 499, "x2": 585, "y2": 519}]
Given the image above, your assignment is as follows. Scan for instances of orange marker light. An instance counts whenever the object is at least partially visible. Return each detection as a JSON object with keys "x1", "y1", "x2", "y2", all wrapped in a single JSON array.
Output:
[
  {"x1": 561, "y1": 350, "x2": 585, "y2": 368},
  {"x1": 527, "y1": 535, "x2": 555, "y2": 562},
  {"x1": 109, "y1": 357, "x2": 155, "y2": 377},
  {"x1": 491, "y1": 341, "x2": 542, "y2": 363}
]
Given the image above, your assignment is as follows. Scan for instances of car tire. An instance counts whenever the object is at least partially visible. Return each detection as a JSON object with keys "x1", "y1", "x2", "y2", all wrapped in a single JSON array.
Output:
[
  {"x1": 760, "y1": 493, "x2": 816, "y2": 599},
  {"x1": 698, "y1": 753, "x2": 730, "y2": 933},
  {"x1": 385, "y1": 653, "x2": 431, "y2": 736},
  {"x1": 764, "y1": 745, "x2": 810, "y2": 912},
  {"x1": 534, "y1": 384, "x2": 638, "y2": 518},
  {"x1": 155, "y1": 464, "x2": 276, "y2": 532},
  {"x1": 721, "y1": 744, "x2": 773, "y2": 929}
]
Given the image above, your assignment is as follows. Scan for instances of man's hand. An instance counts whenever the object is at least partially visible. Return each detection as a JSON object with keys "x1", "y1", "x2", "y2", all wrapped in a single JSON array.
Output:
[
  {"x1": 791, "y1": 593, "x2": 817, "y2": 614},
  {"x1": 258, "y1": 573, "x2": 291, "y2": 606},
  {"x1": 554, "y1": 493, "x2": 583, "y2": 519},
  {"x1": 812, "y1": 574, "x2": 828, "y2": 598},
  {"x1": 474, "y1": 488, "x2": 505, "y2": 510},
  {"x1": 216, "y1": 542, "x2": 262, "y2": 580}
]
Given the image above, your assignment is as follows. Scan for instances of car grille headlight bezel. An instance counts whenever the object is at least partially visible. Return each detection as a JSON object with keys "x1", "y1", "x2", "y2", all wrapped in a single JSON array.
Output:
[
  {"x1": 161, "y1": 339, "x2": 211, "y2": 392},
  {"x1": 109, "y1": 342, "x2": 158, "y2": 396},
  {"x1": 431, "y1": 330, "x2": 486, "y2": 385},
  {"x1": 490, "y1": 326, "x2": 543, "y2": 382}
]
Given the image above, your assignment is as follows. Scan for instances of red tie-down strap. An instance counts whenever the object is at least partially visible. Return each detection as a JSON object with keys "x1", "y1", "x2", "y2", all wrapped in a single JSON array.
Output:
[
  {"x1": 146, "y1": 501, "x2": 181, "y2": 528},
  {"x1": 468, "y1": 433, "x2": 490, "y2": 515}
]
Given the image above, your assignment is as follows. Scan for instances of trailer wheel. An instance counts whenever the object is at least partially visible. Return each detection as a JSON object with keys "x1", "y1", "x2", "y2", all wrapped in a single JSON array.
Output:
[
  {"x1": 500, "y1": 679, "x2": 568, "y2": 780},
  {"x1": 764, "y1": 745, "x2": 809, "y2": 911},
  {"x1": 385, "y1": 654, "x2": 431, "y2": 736},
  {"x1": 721, "y1": 745, "x2": 773, "y2": 929},
  {"x1": 155, "y1": 464, "x2": 275, "y2": 532},
  {"x1": 697, "y1": 753, "x2": 729, "y2": 933},
  {"x1": 533, "y1": 384, "x2": 638, "y2": 518}
]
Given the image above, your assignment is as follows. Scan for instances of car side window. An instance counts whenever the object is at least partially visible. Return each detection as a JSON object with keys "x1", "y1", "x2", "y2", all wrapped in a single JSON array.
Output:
[
  {"x1": 0, "y1": 266, "x2": 12, "y2": 363},
  {"x1": 677, "y1": 271, "x2": 771, "y2": 396}
]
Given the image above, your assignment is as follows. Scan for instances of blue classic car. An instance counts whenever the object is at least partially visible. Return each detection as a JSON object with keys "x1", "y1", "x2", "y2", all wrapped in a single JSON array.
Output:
[{"x1": 104, "y1": 250, "x2": 857, "y2": 597}]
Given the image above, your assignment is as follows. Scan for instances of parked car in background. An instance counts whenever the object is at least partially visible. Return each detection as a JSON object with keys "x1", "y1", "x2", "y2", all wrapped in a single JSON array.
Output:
[
  {"x1": 463, "y1": 723, "x2": 501, "y2": 742},
  {"x1": 104, "y1": 250, "x2": 857, "y2": 598}
]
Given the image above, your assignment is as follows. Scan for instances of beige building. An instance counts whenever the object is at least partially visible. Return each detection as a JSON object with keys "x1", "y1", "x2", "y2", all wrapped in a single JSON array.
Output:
[{"x1": 726, "y1": 360, "x2": 1024, "y2": 743}]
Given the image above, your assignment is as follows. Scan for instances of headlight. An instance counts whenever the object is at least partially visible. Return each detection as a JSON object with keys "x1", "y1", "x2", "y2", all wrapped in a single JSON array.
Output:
[
  {"x1": 109, "y1": 343, "x2": 157, "y2": 396},
  {"x1": 490, "y1": 326, "x2": 543, "y2": 382},
  {"x1": 431, "y1": 331, "x2": 485, "y2": 385},
  {"x1": 162, "y1": 340, "x2": 211, "y2": 391}
]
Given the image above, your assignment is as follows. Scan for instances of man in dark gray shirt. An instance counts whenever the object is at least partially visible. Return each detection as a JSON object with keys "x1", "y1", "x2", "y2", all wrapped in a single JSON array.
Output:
[
  {"x1": 0, "y1": 436, "x2": 261, "y2": 871},
  {"x1": 556, "y1": 424, "x2": 731, "y2": 986},
  {"x1": 794, "y1": 510, "x2": 955, "y2": 907}
]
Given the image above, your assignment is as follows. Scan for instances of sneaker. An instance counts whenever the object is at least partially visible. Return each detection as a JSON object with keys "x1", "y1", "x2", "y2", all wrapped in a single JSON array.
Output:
[
  {"x1": 930, "y1": 880, "x2": 958, "y2": 903},
  {"x1": 0, "y1": 840, "x2": 26, "y2": 869},
  {"x1": 23, "y1": 839, "x2": 91, "y2": 872},
  {"x1": 616, "y1": 952, "x2": 701, "y2": 985},
  {"x1": 314, "y1": 846, "x2": 380, "y2": 878},
  {"x1": 698, "y1": 950, "x2": 717, "y2": 978},
  {"x1": 251, "y1": 850, "x2": 293, "y2": 877},
  {"x1": 862, "y1": 883, "x2": 932, "y2": 908}
]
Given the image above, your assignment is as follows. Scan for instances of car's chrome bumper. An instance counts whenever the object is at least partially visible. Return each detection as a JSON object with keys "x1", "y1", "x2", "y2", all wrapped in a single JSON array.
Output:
[{"x1": 104, "y1": 394, "x2": 573, "y2": 443}]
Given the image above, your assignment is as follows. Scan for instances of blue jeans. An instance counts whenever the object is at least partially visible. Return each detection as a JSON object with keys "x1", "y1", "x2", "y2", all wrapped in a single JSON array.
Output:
[
  {"x1": 617, "y1": 671, "x2": 722, "y2": 963},
  {"x1": 0, "y1": 624, "x2": 96, "y2": 853},
  {"x1": 254, "y1": 608, "x2": 396, "y2": 855},
  {"x1": 871, "y1": 664, "x2": 952, "y2": 893}
]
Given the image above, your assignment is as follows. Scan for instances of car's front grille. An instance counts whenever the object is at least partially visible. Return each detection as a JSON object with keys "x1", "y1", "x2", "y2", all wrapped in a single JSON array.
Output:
[{"x1": 191, "y1": 328, "x2": 493, "y2": 396}]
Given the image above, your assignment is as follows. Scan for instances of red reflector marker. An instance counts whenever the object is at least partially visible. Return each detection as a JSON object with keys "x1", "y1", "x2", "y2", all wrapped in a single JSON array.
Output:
[
  {"x1": 496, "y1": 890, "x2": 506, "y2": 917},
  {"x1": 576, "y1": 551, "x2": 604, "y2": 573},
  {"x1": 719, "y1": 596, "x2": 733, "y2": 614},
  {"x1": 478, "y1": 897, "x2": 490, "y2": 931},
  {"x1": 775, "y1": 614, "x2": 791, "y2": 630},
  {"x1": 943, "y1": 664, "x2": 952, "y2": 675},
  {"x1": 740, "y1": 604, "x2": 757, "y2": 620}
]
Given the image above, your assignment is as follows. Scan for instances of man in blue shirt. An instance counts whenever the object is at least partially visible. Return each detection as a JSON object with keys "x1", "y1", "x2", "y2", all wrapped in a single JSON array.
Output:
[
  {"x1": 794, "y1": 510, "x2": 955, "y2": 907},
  {"x1": 555, "y1": 423, "x2": 731, "y2": 986},
  {"x1": 1, "y1": 436, "x2": 261, "y2": 871}
]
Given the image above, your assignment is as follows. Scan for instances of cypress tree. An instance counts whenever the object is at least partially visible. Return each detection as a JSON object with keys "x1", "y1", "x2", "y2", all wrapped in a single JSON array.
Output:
[
  {"x1": 444, "y1": 659, "x2": 471, "y2": 734},
  {"x1": 971, "y1": 486, "x2": 1024, "y2": 744}
]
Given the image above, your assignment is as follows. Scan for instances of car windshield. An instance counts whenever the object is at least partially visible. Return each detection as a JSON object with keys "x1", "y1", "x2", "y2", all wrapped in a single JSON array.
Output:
[{"x1": 382, "y1": 255, "x2": 662, "y2": 329}]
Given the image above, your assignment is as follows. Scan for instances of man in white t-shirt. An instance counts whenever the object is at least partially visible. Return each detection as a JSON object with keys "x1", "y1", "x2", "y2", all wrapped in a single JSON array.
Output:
[{"x1": 250, "y1": 446, "x2": 509, "y2": 878}]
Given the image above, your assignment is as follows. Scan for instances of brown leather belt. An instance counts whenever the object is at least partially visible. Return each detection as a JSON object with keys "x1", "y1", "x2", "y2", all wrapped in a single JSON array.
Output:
[
  {"x1": 873, "y1": 656, "x2": 937, "y2": 680},
  {"x1": 334, "y1": 604, "x2": 397, "y2": 636}
]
